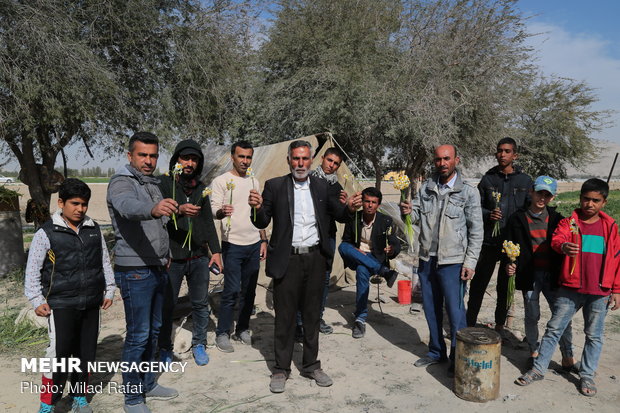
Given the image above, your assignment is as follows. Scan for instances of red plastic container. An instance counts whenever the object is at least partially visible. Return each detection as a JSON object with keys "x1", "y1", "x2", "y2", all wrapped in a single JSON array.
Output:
[{"x1": 397, "y1": 280, "x2": 412, "y2": 305}]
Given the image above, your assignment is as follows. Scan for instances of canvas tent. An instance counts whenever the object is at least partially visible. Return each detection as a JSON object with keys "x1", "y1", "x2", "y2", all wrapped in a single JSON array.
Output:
[{"x1": 200, "y1": 132, "x2": 415, "y2": 287}]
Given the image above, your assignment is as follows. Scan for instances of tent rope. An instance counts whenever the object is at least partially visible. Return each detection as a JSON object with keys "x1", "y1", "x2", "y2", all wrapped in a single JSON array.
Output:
[{"x1": 327, "y1": 133, "x2": 369, "y2": 180}]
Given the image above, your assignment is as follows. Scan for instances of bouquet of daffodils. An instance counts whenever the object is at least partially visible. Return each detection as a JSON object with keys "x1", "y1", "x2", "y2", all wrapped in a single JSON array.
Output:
[
  {"x1": 569, "y1": 218, "x2": 580, "y2": 275},
  {"x1": 491, "y1": 191, "x2": 502, "y2": 237},
  {"x1": 502, "y1": 240, "x2": 521, "y2": 307},
  {"x1": 182, "y1": 187, "x2": 212, "y2": 249},
  {"x1": 170, "y1": 163, "x2": 183, "y2": 230},
  {"x1": 393, "y1": 173, "x2": 414, "y2": 250}
]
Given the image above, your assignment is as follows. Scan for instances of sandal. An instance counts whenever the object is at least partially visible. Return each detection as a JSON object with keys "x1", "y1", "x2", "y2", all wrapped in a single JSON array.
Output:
[
  {"x1": 579, "y1": 377, "x2": 597, "y2": 397},
  {"x1": 515, "y1": 369, "x2": 544, "y2": 386}
]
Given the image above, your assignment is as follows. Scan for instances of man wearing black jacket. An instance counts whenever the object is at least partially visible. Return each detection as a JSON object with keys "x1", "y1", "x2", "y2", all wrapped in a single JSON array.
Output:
[
  {"x1": 249, "y1": 140, "x2": 361, "y2": 393},
  {"x1": 466, "y1": 137, "x2": 532, "y2": 332},
  {"x1": 158, "y1": 139, "x2": 223, "y2": 366},
  {"x1": 338, "y1": 187, "x2": 400, "y2": 338}
]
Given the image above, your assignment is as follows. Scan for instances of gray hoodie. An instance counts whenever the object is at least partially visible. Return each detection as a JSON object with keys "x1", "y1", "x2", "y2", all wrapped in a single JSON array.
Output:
[{"x1": 107, "y1": 164, "x2": 169, "y2": 267}]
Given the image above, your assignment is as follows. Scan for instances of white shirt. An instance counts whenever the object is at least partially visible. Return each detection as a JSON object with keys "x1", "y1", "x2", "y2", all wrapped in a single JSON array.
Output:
[
  {"x1": 291, "y1": 178, "x2": 319, "y2": 247},
  {"x1": 210, "y1": 171, "x2": 261, "y2": 245}
]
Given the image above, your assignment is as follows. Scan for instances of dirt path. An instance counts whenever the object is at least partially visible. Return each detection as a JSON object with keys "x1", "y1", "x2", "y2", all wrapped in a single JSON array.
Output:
[{"x1": 1, "y1": 268, "x2": 619, "y2": 412}]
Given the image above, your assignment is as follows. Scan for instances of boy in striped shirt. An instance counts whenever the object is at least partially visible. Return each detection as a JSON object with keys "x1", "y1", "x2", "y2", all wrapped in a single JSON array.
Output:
[{"x1": 503, "y1": 176, "x2": 575, "y2": 369}]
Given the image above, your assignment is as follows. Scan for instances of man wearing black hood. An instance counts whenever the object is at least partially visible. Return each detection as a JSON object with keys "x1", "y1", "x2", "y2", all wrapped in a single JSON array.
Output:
[
  {"x1": 466, "y1": 137, "x2": 532, "y2": 333},
  {"x1": 158, "y1": 139, "x2": 222, "y2": 366}
]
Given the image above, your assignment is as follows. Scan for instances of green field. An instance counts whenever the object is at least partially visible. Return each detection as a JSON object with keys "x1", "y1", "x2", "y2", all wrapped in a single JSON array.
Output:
[{"x1": 553, "y1": 189, "x2": 620, "y2": 223}]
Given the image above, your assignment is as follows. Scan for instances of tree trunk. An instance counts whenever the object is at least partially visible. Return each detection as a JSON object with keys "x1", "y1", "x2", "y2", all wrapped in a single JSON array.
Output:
[{"x1": 19, "y1": 136, "x2": 53, "y2": 226}]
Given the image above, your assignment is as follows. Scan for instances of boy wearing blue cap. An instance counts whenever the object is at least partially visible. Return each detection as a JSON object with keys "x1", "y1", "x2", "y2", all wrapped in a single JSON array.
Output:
[{"x1": 503, "y1": 176, "x2": 576, "y2": 369}]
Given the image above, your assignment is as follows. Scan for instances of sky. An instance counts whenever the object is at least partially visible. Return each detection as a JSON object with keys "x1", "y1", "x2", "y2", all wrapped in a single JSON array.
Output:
[
  {"x1": 2, "y1": 0, "x2": 620, "y2": 172},
  {"x1": 517, "y1": 0, "x2": 620, "y2": 145}
]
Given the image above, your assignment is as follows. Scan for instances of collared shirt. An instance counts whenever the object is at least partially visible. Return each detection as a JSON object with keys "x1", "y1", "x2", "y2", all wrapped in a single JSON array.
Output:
[
  {"x1": 291, "y1": 177, "x2": 319, "y2": 247},
  {"x1": 438, "y1": 172, "x2": 458, "y2": 194},
  {"x1": 360, "y1": 214, "x2": 376, "y2": 253}
]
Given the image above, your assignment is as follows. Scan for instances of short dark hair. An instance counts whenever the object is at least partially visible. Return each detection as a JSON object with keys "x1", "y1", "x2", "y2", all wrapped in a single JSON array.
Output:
[
  {"x1": 288, "y1": 140, "x2": 313, "y2": 158},
  {"x1": 128, "y1": 131, "x2": 159, "y2": 152},
  {"x1": 58, "y1": 178, "x2": 91, "y2": 202},
  {"x1": 497, "y1": 137, "x2": 518, "y2": 152},
  {"x1": 324, "y1": 147, "x2": 344, "y2": 161},
  {"x1": 231, "y1": 140, "x2": 254, "y2": 155},
  {"x1": 362, "y1": 187, "x2": 382, "y2": 204},
  {"x1": 581, "y1": 178, "x2": 609, "y2": 199}
]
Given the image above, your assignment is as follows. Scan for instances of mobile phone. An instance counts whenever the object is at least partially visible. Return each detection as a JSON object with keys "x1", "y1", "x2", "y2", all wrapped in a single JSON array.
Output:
[{"x1": 209, "y1": 263, "x2": 221, "y2": 275}]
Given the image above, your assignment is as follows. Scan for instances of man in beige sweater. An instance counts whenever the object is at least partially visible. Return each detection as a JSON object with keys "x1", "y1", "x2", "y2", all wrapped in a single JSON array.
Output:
[{"x1": 211, "y1": 141, "x2": 268, "y2": 352}]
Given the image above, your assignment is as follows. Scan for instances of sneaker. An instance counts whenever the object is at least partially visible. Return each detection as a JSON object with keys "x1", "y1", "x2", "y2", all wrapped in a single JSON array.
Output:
[
  {"x1": 269, "y1": 372, "x2": 288, "y2": 393},
  {"x1": 38, "y1": 403, "x2": 55, "y2": 413},
  {"x1": 71, "y1": 396, "x2": 92, "y2": 413},
  {"x1": 319, "y1": 319, "x2": 333, "y2": 335},
  {"x1": 159, "y1": 349, "x2": 173, "y2": 365},
  {"x1": 216, "y1": 334, "x2": 234, "y2": 353},
  {"x1": 384, "y1": 269, "x2": 398, "y2": 288},
  {"x1": 295, "y1": 324, "x2": 304, "y2": 343},
  {"x1": 144, "y1": 383, "x2": 179, "y2": 400},
  {"x1": 192, "y1": 344, "x2": 210, "y2": 366},
  {"x1": 414, "y1": 356, "x2": 441, "y2": 368},
  {"x1": 301, "y1": 368, "x2": 333, "y2": 387},
  {"x1": 233, "y1": 330, "x2": 252, "y2": 345},
  {"x1": 123, "y1": 402, "x2": 151, "y2": 413},
  {"x1": 352, "y1": 321, "x2": 366, "y2": 339}
]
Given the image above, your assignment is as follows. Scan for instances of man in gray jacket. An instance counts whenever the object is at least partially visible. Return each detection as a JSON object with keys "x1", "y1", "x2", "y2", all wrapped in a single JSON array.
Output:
[
  {"x1": 400, "y1": 144, "x2": 483, "y2": 376},
  {"x1": 107, "y1": 132, "x2": 179, "y2": 413}
]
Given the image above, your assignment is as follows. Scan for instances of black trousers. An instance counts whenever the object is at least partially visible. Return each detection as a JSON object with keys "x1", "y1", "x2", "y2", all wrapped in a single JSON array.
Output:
[
  {"x1": 41, "y1": 307, "x2": 100, "y2": 405},
  {"x1": 273, "y1": 248, "x2": 326, "y2": 375},
  {"x1": 466, "y1": 244, "x2": 509, "y2": 327}
]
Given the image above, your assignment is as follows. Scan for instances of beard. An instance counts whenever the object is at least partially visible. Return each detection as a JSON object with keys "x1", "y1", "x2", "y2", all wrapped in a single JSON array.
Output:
[{"x1": 290, "y1": 166, "x2": 310, "y2": 180}]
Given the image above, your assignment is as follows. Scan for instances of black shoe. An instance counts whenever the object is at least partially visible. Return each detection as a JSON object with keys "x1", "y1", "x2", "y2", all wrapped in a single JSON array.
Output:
[
  {"x1": 352, "y1": 321, "x2": 366, "y2": 339},
  {"x1": 319, "y1": 319, "x2": 333, "y2": 335},
  {"x1": 295, "y1": 325, "x2": 304, "y2": 343},
  {"x1": 384, "y1": 270, "x2": 398, "y2": 288}
]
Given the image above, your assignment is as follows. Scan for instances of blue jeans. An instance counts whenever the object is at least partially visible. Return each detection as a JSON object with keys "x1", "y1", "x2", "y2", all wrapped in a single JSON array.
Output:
[
  {"x1": 533, "y1": 288, "x2": 609, "y2": 379},
  {"x1": 338, "y1": 242, "x2": 384, "y2": 323},
  {"x1": 160, "y1": 256, "x2": 211, "y2": 349},
  {"x1": 115, "y1": 267, "x2": 167, "y2": 405},
  {"x1": 522, "y1": 271, "x2": 573, "y2": 357},
  {"x1": 297, "y1": 237, "x2": 335, "y2": 325},
  {"x1": 216, "y1": 241, "x2": 261, "y2": 336},
  {"x1": 418, "y1": 257, "x2": 466, "y2": 361}
]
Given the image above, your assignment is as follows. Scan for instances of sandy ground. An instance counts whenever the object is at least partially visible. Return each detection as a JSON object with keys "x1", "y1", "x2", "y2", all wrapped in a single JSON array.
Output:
[{"x1": 1, "y1": 265, "x2": 620, "y2": 413}]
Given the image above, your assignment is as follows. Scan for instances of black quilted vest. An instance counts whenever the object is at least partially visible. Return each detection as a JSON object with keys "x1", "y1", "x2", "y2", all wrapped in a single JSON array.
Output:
[{"x1": 40, "y1": 219, "x2": 105, "y2": 309}]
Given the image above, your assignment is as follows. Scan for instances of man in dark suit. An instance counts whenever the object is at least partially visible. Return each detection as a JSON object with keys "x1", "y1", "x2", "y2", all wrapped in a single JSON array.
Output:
[
  {"x1": 249, "y1": 140, "x2": 361, "y2": 393},
  {"x1": 338, "y1": 187, "x2": 401, "y2": 338}
]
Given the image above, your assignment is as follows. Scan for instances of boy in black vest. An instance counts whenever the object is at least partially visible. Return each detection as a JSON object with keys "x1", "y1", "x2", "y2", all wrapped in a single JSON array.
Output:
[{"x1": 25, "y1": 178, "x2": 115, "y2": 413}]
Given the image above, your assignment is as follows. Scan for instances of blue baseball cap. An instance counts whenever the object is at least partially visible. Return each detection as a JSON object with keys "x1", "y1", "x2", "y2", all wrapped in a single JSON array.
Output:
[{"x1": 533, "y1": 175, "x2": 557, "y2": 195}]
